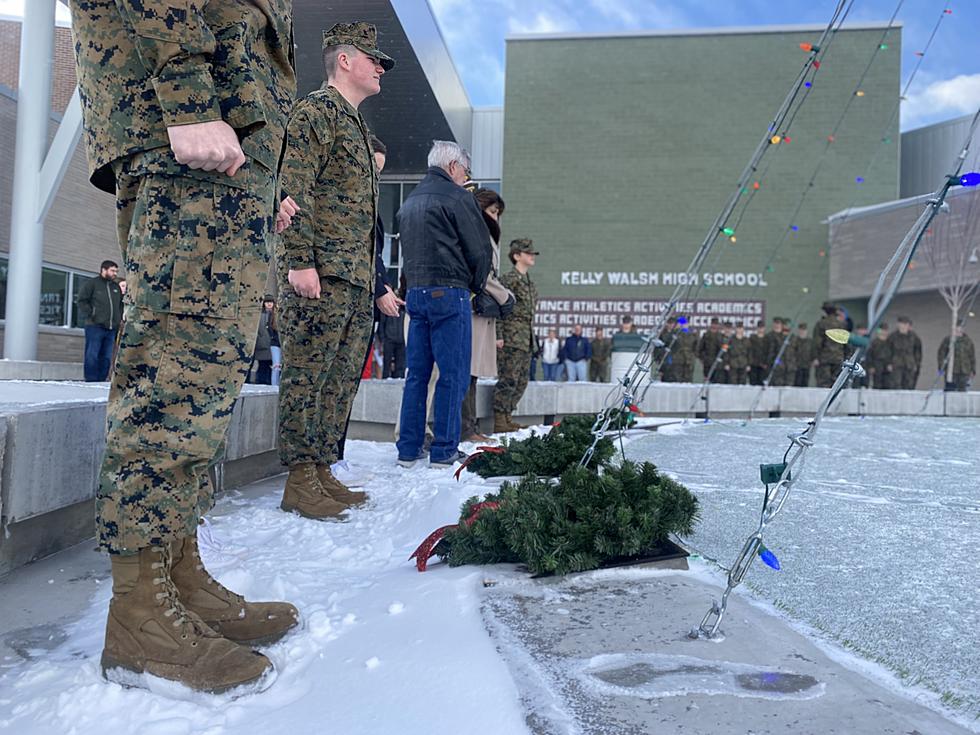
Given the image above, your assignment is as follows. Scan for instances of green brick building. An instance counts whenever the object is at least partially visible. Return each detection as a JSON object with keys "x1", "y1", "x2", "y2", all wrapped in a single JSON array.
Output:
[{"x1": 501, "y1": 24, "x2": 901, "y2": 335}]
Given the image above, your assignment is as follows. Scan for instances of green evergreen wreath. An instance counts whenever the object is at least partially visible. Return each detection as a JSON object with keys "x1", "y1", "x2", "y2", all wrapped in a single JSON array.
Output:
[
  {"x1": 466, "y1": 411, "x2": 635, "y2": 478},
  {"x1": 437, "y1": 460, "x2": 699, "y2": 576}
]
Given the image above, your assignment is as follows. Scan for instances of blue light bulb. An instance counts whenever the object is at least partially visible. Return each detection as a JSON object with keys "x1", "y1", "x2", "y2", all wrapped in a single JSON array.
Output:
[
  {"x1": 677, "y1": 316, "x2": 688, "y2": 325},
  {"x1": 759, "y1": 546, "x2": 781, "y2": 570},
  {"x1": 961, "y1": 172, "x2": 980, "y2": 187}
]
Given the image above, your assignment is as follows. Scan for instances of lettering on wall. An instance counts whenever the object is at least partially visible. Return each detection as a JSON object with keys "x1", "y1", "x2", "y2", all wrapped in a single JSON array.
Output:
[
  {"x1": 560, "y1": 271, "x2": 769, "y2": 288},
  {"x1": 534, "y1": 298, "x2": 766, "y2": 337}
]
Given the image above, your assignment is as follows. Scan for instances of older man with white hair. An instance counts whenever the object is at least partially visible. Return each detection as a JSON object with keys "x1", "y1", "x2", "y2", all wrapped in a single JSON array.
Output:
[{"x1": 395, "y1": 141, "x2": 492, "y2": 467}]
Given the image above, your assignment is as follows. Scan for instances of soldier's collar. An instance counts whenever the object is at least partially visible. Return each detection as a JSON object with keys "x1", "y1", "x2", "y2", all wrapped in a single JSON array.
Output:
[{"x1": 322, "y1": 83, "x2": 364, "y2": 120}]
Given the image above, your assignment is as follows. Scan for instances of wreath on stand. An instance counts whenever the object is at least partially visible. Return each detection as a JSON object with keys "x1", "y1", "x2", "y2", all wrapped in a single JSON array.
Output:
[{"x1": 411, "y1": 411, "x2": 700, "y2": 576}]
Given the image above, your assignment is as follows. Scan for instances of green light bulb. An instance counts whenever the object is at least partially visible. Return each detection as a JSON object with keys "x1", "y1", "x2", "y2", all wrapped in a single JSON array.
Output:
[{"x1": 722, "y1": 227, "x2": 735, "y2": 236}]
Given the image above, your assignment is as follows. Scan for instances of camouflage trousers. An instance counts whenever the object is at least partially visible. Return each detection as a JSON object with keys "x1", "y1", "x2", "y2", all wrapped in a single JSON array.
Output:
[
  {"x1": 278, "y1": 278, "x2": 373, "y2": 467},
  {"x1": 815, "y1": 362, "x2": 838, "y2": 388},
  {"x1": 98, "y1": 159, "x2": 275, "y2": 554},
  {"x1": 493, "y1": 346, "x2": 531, "y2": 415}
]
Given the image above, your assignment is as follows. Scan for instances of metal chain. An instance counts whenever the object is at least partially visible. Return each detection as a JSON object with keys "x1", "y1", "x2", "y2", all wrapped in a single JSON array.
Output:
[{"x1": 692, "y1": 108, "x2": 980, "y2": 640}]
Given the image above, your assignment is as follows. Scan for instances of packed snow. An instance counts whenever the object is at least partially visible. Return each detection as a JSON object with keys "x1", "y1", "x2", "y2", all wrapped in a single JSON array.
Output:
[
  {"x1": 0, "y1": 440, "x2": 529, "y2": 735},
  {"x1": 1, "y1": 416, "x2": 977, "y2": 733}
]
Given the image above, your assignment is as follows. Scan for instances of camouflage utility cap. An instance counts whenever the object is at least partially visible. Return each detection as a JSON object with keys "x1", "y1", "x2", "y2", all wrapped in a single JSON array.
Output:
[
  {"x1": 322, "y1": 22, "x2": 395, "y2": 71},
  {"x1": 509, "y1": 238, "x2": 539, "y2": 257}
]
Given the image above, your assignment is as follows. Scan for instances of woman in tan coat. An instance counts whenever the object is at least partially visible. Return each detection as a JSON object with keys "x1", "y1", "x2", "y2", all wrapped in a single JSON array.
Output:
[{"x1": 462, "y1": 189, "x2": 515, "y2": 441}]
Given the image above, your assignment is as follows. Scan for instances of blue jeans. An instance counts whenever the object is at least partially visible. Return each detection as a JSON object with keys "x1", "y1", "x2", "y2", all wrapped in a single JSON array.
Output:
[
  {"x1": 397, "y1": 287, "x2": 472, "y2": 463},
  {"x1": 542, "y1": 362, "x2": 562, "y2": 381},
  {"x1": 84, "y1": 324, "x2": 117, "y2": 381},
  {"x1": 565, "y1": 359, "x2": 588, "y2": 382}
]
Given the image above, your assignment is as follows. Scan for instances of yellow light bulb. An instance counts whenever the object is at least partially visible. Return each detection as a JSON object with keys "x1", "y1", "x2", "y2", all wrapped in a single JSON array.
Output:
[
  {"x1": 770, "y1": 135, "x2": 782, "y2": 145},
  {"x1": 826, "y1": 329, "x2": 851, "y2": 345}
]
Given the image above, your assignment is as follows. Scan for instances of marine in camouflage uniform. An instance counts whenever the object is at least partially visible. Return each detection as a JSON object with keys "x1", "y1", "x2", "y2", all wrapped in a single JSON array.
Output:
[
  {"x1": 767, "y1": 318, "x2": 792, "y2": 387},
  {"x1": 886, "y1": 316, "x2": 922, "y2": 390},
  {"x1": 589, "y1": 328, "x2": 612, "y2": 382},
  {"x1": 938, "y1": 326, "x2": 975, "y2": 392},
  {"x1": 866, "y1": 323, "x2": 892, "y2": 389},
  {"x1": 788, "y1": 323, "x2": 813, "y2": 387},
  {"x1": 696, "y1": 319, "x2": 725, "y2": 383},
  {"x1": 494, "y1": 240, "x2": 539, "y2": 429},
  {"x1": 812, "y1": 303, "x2": 846, "y2": 388},
  {"x1": 70, "y1": 0, "x2": 298, "y2": 692},
  {"x1": 748, "y1": 324, "x2": 769, "y2": 385},
  {"x1": 671, "y1": 320, "x2": 699, "y2": 383},
  {"x1": 724, "y1": 326, "x2": 752, "y2": 385},
  {"x1": 277, "y1": 24, "x2": 394, "y2": 517}
]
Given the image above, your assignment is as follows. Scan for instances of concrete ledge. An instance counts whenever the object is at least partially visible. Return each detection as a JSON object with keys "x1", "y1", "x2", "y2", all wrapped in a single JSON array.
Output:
[
  {"x1": 0, "y1": 379, "x2": 977, "y2": 576},
  {"x1": 0, "y1": 383, "x2": 285, "y2": 576},
  {"x1": 0, "y1": 360, "x2": 84, "y2": 381}
]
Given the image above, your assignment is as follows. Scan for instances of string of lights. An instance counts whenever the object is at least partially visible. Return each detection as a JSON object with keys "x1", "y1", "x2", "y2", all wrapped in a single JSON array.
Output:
[{"x1": 580, "y1": 1, "x2": 857, "y2": 467}]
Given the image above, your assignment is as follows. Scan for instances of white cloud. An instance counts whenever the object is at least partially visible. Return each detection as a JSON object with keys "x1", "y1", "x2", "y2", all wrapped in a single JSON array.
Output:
[
  {"x1": 902, "y1": 73, "x2": 980, "y2": 130},
  {"x1": 507, "y1": 10, "x2": 576, "y2": 36}
]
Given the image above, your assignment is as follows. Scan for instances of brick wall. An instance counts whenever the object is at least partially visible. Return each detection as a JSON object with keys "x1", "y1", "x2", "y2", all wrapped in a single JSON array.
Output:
[{"x1": 0, "y1": 20, "x2": 77, "y2": 113}]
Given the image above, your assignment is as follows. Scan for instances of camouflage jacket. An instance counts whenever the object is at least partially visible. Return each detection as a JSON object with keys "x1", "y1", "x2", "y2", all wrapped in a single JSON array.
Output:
[
  {"x1": 725, "y1": 335, "x2": 751, "y2": 371},
  {"x1": 663, "y1": 329, "x2": 697, "y2": 366},
  {"x1": 786, "y1": 335, "x2": 812, "y2": 370},
  {"x1": 938, "y1": 334, "x2": 976, "y2": 375},
  {"x1": 812, "y1": 314, "x2": 846, "y2": 364},
  {"x1": 748, "y1": 333, "x2": 770, "y2": 367},
  {"x1": 496, "y1": 269, "x2": 538, "y2": 352},
  {"x1": 886, "y1": 331, "x2": 922, "y2": 371},
  {"x1": 591, "y1": 338, "x2": 612, "y2": 364},
  {"x1": 70, "y1": 0, "x2": 296, "y2": 194},
  {"x1": 697, "y1": 331, "x2": 723, "y2": 366},
  {"x1": 278, "y1": 86, "x2": 377, "y2": 289},
  {"x1": 764, "y1": 331, "x2": 786, "y2": 370},
  {"x1": 866, "y1": 336, "x2": 892, "y2": 374}
]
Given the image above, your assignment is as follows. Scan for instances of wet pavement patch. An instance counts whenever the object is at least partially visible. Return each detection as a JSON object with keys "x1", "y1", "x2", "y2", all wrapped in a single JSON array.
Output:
[
  {"x1": 1, "y1": 624, "x2": 68, "y2": 661},
  {"x1": 580, "y1": 653, "x2": 824, "y2": 700}
]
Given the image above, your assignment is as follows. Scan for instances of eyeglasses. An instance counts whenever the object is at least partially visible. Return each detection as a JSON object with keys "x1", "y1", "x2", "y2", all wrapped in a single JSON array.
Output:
[{"x1": 452, "y1": 159, "x2": 472, "y2": 177}]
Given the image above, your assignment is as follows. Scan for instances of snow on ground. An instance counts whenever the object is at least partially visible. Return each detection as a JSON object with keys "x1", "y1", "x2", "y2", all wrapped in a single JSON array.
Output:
[
  {"x1": 0, "y1": 440, "x2": 532, "y2": 735},
  {"x1": 1, "y1": 417, "x2": 977, "y2": 732},
  {"x1": 627, "y1": 416, "x2": 980, "y2": 718}
]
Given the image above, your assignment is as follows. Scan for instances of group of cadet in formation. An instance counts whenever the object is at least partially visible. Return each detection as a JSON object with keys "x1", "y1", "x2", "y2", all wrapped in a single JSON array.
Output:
[{"x1": 68, "y1": 2, "x2": 976, "y2": 697}]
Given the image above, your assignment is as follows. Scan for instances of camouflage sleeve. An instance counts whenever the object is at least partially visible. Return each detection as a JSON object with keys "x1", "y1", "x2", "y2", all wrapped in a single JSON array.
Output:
[
  {"x1": 113, "y1": 1, "x2": 222, "y2": 127},
  {"x1": 278, "y1": 104, "x2": 333, "y2": 270}
]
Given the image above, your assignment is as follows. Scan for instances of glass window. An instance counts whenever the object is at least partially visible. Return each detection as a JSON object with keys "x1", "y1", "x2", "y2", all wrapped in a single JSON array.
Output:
[
  {"x1": 39, "y1": 267, "x2": 68, "y2": 326},
  {"x1": 379, "y1": 183, "x2": 400, "y2": 235},
  {"x1": 71, "y1": 273, "x2": 94, "y2": 328}
]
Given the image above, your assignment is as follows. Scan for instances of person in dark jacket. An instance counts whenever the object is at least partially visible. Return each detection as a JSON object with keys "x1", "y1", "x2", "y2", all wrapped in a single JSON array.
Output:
[
  {"x1": 251, "y1": 296, "x2": 278, "y2": 385},
  {"x1": 396, "y1": 141, "x2": 491, "y2": 467},
  {"x1": 379, "y1": 285, "x2": 407, "y2": 378},
  {"x1": 563, "y1": 324, "x2": 592, "y2": 381},
  {"x1": 76, "y1": 259, "x2": 123, "y2": 381}
]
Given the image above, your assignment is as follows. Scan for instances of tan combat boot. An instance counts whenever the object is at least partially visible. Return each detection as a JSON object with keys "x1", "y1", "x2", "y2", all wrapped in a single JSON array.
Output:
[
  {"x1": 493, "y1": 412, "x2": 511, "y2": 433},
  {"x1": 506, "y1": 413, "x2": 527, "y2": 431},
  {"x1": 170, "y1": 536, "x2": 299, "y2": 646},
  {"x1": 101, "y1": 545, "x2": 273, "y2": 694},
  {"x1": 281, "y1": 463, "x2": 348, "y2": 520},
  {"x1": 316, "y1": 465, "x2": 367, "y2": 507}
]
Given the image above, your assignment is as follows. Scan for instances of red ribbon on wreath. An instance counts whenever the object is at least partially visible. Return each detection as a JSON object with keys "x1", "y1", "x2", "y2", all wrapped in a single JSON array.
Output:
[
  {"x1": 453, "y1": 445, "x2": 505, "y2": 481},
  {"x1": 409, "y1": 500, "x2": 501, "y2": 572}
]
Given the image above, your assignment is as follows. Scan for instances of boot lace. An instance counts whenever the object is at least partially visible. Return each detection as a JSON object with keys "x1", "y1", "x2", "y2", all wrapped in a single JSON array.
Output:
[{"x1": 151, "y1": 546, "x2": 214, "y2": 640}]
